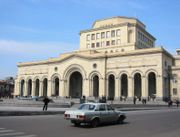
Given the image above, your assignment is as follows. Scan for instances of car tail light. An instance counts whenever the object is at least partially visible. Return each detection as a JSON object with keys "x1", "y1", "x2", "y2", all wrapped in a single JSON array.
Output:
[
  {"x1": 64, "y1": 114, "x2": 70, "y2": 119},
  {"x1": 77, "y1": 115, "x2": 86, "y2": 120}
]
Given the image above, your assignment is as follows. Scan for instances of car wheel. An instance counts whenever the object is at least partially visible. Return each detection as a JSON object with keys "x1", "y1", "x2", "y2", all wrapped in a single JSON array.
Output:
[
  {"x1": 117, "y1": 116, "x2": 125, "y2": 124},
  {"x1": 74, "y1": 122, "x2": 80, "y2": 127},
  {"x1": 91, "y1": 118, "x2": 99, "y2": 128}
]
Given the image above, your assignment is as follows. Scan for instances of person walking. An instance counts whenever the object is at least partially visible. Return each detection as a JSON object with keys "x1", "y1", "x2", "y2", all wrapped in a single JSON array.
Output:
[
  {"x1": 133, "y1": 97, "x2": 137, "y2": 105},
  {"x1": 43, "y1": 97, "x2": 50, "y2": 111},
  {"x1": 176, "y1": 100, "x2": 179, "y2": 108}
]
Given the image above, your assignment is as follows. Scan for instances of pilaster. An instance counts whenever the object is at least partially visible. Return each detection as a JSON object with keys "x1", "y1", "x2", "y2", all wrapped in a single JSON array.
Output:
[
  {"x1": 115, "y1": 77, "x2": 119, "y2": 98},
  {"x1": 83, "y1": 78, "x2": 90, "y2": 97},
  {"x1": 47, "y1": 80, "x2": 52, "y2": 97},
  {"x1": 128, "y1": 76, "x2": 133, "y2": 98},
  {"x1": 31, "y1": 81, "x2": 35, "y2": 96},
  {"x1": 142, "y1": 76, "x2": 148, "y2": 98}
]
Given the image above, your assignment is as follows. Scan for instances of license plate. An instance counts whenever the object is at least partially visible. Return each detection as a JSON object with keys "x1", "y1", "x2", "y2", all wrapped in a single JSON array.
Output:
[{"x1": 70, "y1": 115, "x2": 77, "y2": 119}]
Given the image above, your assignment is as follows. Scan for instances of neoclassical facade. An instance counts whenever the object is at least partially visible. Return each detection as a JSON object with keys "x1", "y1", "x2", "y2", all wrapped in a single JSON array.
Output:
[{"x1": 14, "y1": 16, "x2": 180, "y2": 101}]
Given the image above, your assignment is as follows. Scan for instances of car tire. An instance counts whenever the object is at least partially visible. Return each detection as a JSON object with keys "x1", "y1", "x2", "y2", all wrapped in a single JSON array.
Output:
[
  {"x1": 117, "y1": 115, "x2": 125, "y2": 124},
  {"x1": 91, "y1": 118, "x2": 99, "y2": 128},
  {"x1": 74, "y1": 122, "x2": 80, "y2": 127}
]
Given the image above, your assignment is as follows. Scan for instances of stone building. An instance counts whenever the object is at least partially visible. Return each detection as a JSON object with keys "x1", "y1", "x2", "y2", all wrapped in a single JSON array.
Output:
[{"x1": 14, "y1": 16, "x2": 180, "y2": 101}]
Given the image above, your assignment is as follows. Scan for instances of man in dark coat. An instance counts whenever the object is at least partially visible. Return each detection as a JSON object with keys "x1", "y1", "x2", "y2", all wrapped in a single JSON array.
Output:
[{"x1": 43, "y1": 97, "x2": 50, "y2": 111}]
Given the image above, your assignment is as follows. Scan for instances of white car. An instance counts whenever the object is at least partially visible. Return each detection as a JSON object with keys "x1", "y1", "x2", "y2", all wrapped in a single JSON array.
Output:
[{"x1": 64, "y1": 103, "x2": 126, "y2": 127}]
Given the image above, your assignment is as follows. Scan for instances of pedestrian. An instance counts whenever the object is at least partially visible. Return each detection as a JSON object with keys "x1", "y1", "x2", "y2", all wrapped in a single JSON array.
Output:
[
  {"x1": 176, "y1": 100, "x2": 179, "y2": 108},
  {"x1": 133, "y1": 97, "x2": 137, "y2": 105},
  {"x1": 168, "y1": 100, "x2": 173, "y2": 107},
  {"x1": 43, "y1": 96, "x2": 50, "y2": 111}
]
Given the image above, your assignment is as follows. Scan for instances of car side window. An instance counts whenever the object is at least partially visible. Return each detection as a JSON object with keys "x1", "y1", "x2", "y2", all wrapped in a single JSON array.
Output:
[
  {"x1": 99, "y1": 105, "x2": 106, "y2": 111},
  {"x1": 107, "y1": 105, "x2": 114, "y2": 111}
]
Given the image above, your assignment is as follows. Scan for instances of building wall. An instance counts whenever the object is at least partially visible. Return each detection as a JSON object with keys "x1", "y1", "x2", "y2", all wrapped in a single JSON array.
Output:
[
  {"x1": 15, "y1": 16, "x2": 180, "y2": 101},
  {"x1": 15, "y1": 48, "x2": 172, "y2": 101}
]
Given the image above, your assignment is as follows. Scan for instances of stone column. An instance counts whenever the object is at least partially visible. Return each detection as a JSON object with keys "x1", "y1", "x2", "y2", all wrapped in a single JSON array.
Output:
[
  {"x1": 51, "y1": 81, "x2": 55, "y2": 96},
  {"x1": 31, "y1": 81, "x2": 35, "y2": 97},
  {"x1": 39, "y1": 81, "x2": 43, "y2": 96},
  {"x1": 83, "y1": 78, "x2": 90, "y2": 97},
  {"x1": 115, "y1": 77, "x2": 120, "y2": 99},
  {"x1": 128, "y1": 77, "x2": 133, "y2": 99},
  {"x1": 156, "y1": 75, "x2": 163, "y2": 100},
  {"x1": 142, "y1": 76, "x2": 148, "y2": 98},
  {"x1": 99, "y1": 77, "x2": 105, "y2": 97},
  {"x1": 60, "y1": 79, "x2": 65, "y2": 97},
  {"x1": 24, "y1": 81, "x2": 28, "y2": 96},
  {"x1": 14, "y1": 80, "x2": 19, "y2": 96},
  {"x1": 47, "y1": 80, "x2": 52, "y2": 97}
]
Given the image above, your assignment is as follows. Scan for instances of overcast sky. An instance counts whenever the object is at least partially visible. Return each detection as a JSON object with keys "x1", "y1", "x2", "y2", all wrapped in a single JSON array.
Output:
[{"x1": 0, "y1": 0, "x2": 180, "y2": 79}]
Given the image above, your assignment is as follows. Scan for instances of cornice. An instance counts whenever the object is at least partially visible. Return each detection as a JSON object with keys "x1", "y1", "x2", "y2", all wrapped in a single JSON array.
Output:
[{"x1": 18, "y1": 47, "x2": 173, "y2": 67}]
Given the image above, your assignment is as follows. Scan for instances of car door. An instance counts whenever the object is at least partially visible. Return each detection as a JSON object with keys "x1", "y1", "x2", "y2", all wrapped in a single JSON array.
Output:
[
  {"x1": 99, "y1": 104, "x2": 109, "y2": 123},
  {"x1": 107, "y1": 104, "x2": 118, "y2": 122}
]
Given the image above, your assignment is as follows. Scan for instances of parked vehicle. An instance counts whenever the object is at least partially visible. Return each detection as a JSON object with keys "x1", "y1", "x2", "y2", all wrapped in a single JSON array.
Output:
[{"x1": 64, "y1": 103, "x2": 126, "y2": 128}]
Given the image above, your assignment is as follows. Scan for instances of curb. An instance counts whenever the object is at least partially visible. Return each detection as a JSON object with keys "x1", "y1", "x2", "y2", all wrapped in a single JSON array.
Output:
[{"x1": 0, "y1": 111, "x2": 65, "y2": 116}]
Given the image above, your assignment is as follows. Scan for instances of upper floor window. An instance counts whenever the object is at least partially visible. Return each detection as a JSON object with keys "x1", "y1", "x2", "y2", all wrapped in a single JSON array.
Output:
[
  {"x1": 86, "y1": 34, "x2": 90, "y2": 41},
  {"x1": 111, "y1": 40, "x2": 115, "y2": 45},
  {"x1": 96, "y1": 33, "x2": 100, "y2": 39},
  {"x1": 106, "y1": 41, "x2": 110, "y2": 46},
  {"x1": 177, "y1": 50, "x2": 180, "y2": 55},
  {"x1": 116, "y1": 29, "x2": 121, "y2": 36},
  {"x1": 101, "y1": 32, "x2": 105, "y2": 39},
  {"x1": 91, "y1": 34, "x2": 95, "y2": 40},
  {"x1": 91, "y1": 43, "x2": 95, "y2": 48},
  {"x1": 111, "y1": 30, "x2": 115, "y2": 37},
  {"x1": 96, "y1": 42, "x2": 100, "y2": 47},
  {"x1": 106, "y1": 31, "x2": 110, "y2": 38}
]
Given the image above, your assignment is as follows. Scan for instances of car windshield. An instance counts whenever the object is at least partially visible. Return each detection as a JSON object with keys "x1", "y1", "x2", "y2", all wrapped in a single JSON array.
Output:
[{"x1": 78, "y1": 104, "x2": 95, "y2": 110}]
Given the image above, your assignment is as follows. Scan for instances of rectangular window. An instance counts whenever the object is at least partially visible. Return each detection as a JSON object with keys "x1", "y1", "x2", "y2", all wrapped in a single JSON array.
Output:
[
  {"x1": 96, "y1": 42, "x2": 100, "y2": 47},
  {"x1": 106, "y1": 41, "x2": 110, "y2": 46},
  {"x1": 96, "y1": 33, "x2": 100, "y2": 39},
  {"x1": 86, "y1": 34, "x2": 90, "y2": 41},
  {"x1": 116, "y1": 29, "x2": 121, "y2": 36},
  {"x1": 106, "y1": 31, "x2": 110, "y2": 38},
  {"x1": 173, "y1": 88, "x2": 177, "y2": 95},
  {"x1": 91, "y1": 43, "x2": 95, "y2": 48},
  {"x1": 111, "y1": 30, "x2": 115, "y2": 37},
  {"x1": 91, "y1": 34, "x2": 95, "y2": 40},
  {"x1": 111, "y1": 40, "x2": 115, "y2": 45},
  {"x1": 101, "y1": 32, "x2": 105, "y2": 39}
]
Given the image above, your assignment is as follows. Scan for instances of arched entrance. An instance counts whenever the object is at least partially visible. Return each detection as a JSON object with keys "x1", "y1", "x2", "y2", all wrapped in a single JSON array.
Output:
[
  {"x1": 69, "y1": 71, "x2": 82, "y2": 98},
  {"x1": 28, "y1": 79, "x2": 32, "y2": 96},
  {"x1": 43, "y1": 78, "x2": 48, "y2": 96},
  {"x1": 54, "y1": 78, "x2": 59, "y2": 96},
  {"x1": 121, "y1": 74, "x2": 128, "y2": 97},
  {"x1": 20, "y1": 80, "x2": 25, "y2": 96},
  {"x1": 148, "y1": 72, "x2": 156, "y2": 98},
  {"x1": 93, "y1": 75, "x2": 99, "y2": 98},
  {"x1": 35, "y1": 79, "x2": 40, "y2": 96},
  {"x1": 134, "y1": 73, "x2": 142, "y2": 98},
  {"x1": 108, "y1": 74, "x2": 115, "y2": 100}
]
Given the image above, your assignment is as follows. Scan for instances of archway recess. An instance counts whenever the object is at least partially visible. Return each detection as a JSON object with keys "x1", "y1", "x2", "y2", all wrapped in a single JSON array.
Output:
[
  {"x1": 69, "y1": 71, "x2": 83, "y2": 98},
  {"x1": 134, "y1": 73, "x2": 142, "y2": 98}
]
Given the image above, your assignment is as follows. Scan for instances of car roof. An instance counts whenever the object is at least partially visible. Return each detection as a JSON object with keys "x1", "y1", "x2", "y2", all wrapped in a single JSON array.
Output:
[{"x1": 82, "y1": 102, "x2": 108, "y2": 106}]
